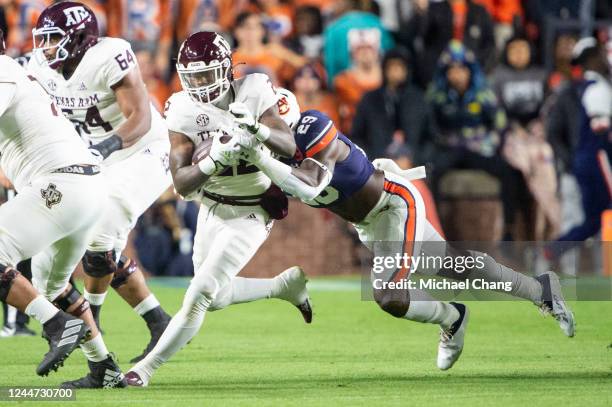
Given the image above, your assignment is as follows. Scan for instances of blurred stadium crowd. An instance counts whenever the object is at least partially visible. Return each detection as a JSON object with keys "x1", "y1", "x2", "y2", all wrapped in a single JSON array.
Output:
[{"x1": 0, "y1": 0, "x2": 611, "y2": 276}]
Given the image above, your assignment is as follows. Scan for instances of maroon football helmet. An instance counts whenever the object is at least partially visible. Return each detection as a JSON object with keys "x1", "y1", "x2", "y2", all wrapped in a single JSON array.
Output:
[
  {"x1": 0, "y1": 29, "x2": 5, "y2": 55},
  {"x1": 176, "y1": 31, "x2": 233, "y2": 104},
  {"x1": 32, "y1": 1, "x2": 99, "y2": 69}
]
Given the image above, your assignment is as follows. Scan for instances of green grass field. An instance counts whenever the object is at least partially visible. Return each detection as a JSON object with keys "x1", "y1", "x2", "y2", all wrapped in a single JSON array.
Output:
[{"x1": 1, "y1": 277, "x2": 611, "y2": 406}]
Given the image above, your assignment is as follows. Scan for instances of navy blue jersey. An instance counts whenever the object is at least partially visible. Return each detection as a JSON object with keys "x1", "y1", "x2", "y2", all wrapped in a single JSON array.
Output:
[{"x1": 290, "y1": 110, "x2": 374, "y2": 207}]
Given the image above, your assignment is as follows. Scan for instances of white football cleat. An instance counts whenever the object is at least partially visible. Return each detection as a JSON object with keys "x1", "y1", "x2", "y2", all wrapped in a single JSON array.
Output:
[
  {"x1": 536, "y1": 271, "x2": 575, "y2": 337},
  {"x1": 275, "y1": 266, "x2": 312, "y2": 323},
  {"x1": 0, "y1": 325, "x2": 16, "y2": 338},
  {"x1": 437, "y1": 302, "x2": 469, "y2": 370}
]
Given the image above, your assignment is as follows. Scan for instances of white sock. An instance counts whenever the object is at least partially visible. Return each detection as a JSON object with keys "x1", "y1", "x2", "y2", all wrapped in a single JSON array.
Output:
[
  {"x1": 133, "y1": 285, "x2": 210, "y2": 382},
  {"x1": 80, "y1": 333, "x2": 109, "y2": 362},
  {"x1": 209, "y1": 277, "x2": 275, "y2": 311},
  {"x1": 404, "y1": 290, "x2": 459, "y2": 329},
  {"x1": 84, "y1": 289, "x2": 107, "y2": 306},
  {"x1": 134, "y1": 294, "x2": 160, "y2": 316},
  {"x1": 24, "y1": 295, "x2": 59, "y2": 325}
]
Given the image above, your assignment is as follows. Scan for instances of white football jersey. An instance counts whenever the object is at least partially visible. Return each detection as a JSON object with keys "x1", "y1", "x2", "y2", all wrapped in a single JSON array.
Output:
[
  {"x1": 165, "y1": 73, "x2": 278, "y2": 198},
  {"x1": 0, "y1": 56, "x2": 96, "y2": 191},
  {"x1": 27, "y1": 37, "x2": 166, "y2": 163}
]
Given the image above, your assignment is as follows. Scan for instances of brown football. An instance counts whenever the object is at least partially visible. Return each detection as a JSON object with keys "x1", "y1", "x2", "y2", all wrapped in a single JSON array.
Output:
[{"x1": 192, "y1": 135, "x2": 232, "y2": 164}]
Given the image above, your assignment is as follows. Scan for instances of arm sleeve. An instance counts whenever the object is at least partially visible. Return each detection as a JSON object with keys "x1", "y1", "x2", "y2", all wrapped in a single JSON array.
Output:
[
  {"x1": 256, "y1": 154, "x2": 332, "y2": 202},
  {"x1": 0, "y1": 83, "x2": 17, "y2": 117}
]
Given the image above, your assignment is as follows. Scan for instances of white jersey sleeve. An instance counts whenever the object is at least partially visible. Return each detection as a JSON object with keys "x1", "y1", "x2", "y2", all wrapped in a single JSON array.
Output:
[
  {"x1": 99, "y1": 38, "x2": 138, "y2": 88},
  {"x1": 0, "y1": 83, "x2": 17, "y2": 117},
  {"x1": 583, "y1": 81, "x2": 612, "y2": 118},
  {"x1": 235, "y1": 73, "x2": 279, "y2": 120},
  {"x1": 164, "y1": 92, "x2": 199, "y2": 139},
  {"x1": 583, "y1": 75, "x2": 612, "y2": 133}
]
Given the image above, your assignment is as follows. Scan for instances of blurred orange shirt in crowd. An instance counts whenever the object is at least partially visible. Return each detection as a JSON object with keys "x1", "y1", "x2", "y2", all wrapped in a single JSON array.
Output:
[
  {"x1": 172, "y1": 0, "x2": 252, "y2": 42},
  {"x1": 473, "y1": 0, "x2": 523, "y2": 24},
  {"x1": 4, "y1": 0, "x2": 50, "y2": 54},
  {"x1": 105, "y1": 0, "x2": 172, "y2": 45},
  {"x1": 232, "y1": 49, "x2": 286, "y2": 84},
  {"x1": 295, "y1": 92, "x2": 340, "y2": 126},
  {"x1": 451, "y1": 0, "x2": 467, "y2": 41},
  {"x1": 293, "y1": 0, "x2": 335, "y2": 13},
  {"x1": 147, "y1": 80, "x2": 171, "y2": 112},
  {"x1": 333, "y1": 71, "x2": 381, "y2": 134}
]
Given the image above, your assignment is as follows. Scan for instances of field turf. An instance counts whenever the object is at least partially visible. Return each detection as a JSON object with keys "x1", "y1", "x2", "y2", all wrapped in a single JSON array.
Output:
[{"x1": 0, "y1": 277, "x2": 611, "y2": 406}]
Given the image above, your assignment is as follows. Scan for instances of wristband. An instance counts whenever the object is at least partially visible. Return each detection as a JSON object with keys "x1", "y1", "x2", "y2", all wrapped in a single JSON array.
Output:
[
  {"x1": 90, "y1": 134, "x2": 123, "y2": 159},
  {"x1": 198, "y1": 156, "x2": 218, "y2": 176},
  {"x1": 254, "y1": 124, "x2": 271, "y2": 142}
]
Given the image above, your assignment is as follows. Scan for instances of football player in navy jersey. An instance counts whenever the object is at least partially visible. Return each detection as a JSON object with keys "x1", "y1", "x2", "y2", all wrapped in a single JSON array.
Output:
[{"x1": 240, "y1": 102, "x2": 576, "y2": 370}]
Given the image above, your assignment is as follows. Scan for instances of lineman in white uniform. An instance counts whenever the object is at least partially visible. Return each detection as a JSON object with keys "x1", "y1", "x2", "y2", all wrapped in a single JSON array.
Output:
[
  {"x1": 0, "y1": 37, "x2": 125, "y2": 385},
  {"x1": 126, "y1": 31, "x2": 311, "y2": 387},
  {"x1": 28, "y1": 1, "x2": 172, "y2": 366}
]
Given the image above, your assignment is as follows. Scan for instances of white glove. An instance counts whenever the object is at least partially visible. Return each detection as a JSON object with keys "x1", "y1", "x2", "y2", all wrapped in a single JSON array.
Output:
[
  {"x1": 232, "y1": 125, "x2": 260, "y2": 150},
  {"x1": 240, "y1": 145, "x2": 265, "y2": 165},
  {"x1": 209, "y1": 133, "x2": 241, "y2": 167},
  {"x1": 229, "y1": 102, "x2": 270, "y2": 142}
]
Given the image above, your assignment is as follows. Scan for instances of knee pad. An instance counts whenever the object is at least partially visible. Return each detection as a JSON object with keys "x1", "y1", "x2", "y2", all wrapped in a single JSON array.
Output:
[
  {"x1": 53, "y1": 284, "x2": 90, "y2": 317},
  {"x1": 82, "y1": 250, "x2": 117, "y2": 278},
  {"x1": 374, "y1": 287, "x2": 410, "y2": 318},
  {"x1": 0, "y1": 266, "x2": 19, "y2": 302},
  {"x1": 110, "y1": 256, "x2": 137, "y2": 289}
]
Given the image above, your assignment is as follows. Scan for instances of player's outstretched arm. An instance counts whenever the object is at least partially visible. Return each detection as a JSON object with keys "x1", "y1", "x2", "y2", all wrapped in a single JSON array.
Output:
[
  {"x1": 169, "y1": 131, "x2": 211, "y2": 197},
  {"x1": 248, "y1": 142, "x2": 340, "y2": 201},
  {"x1": 230, "y1": 102, "x2": 296, "y2": 158}
]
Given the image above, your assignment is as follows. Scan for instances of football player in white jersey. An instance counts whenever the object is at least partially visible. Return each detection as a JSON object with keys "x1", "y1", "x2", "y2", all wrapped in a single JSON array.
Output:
[
  {"x1": 28, "y1": 1, "x2": 173, "y2": 368},
  {"x1": 0, "y1": 32, "x2": 126, "y2": 386},
  {"x1": 126, "y1": 31, "x2": 312, "y2": 387}
]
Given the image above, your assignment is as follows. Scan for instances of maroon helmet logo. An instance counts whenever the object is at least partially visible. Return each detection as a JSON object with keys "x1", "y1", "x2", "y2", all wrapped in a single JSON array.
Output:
[
  {"x1": 32, "y1": 1, "x2": 99, "y2": 69},
  {"x1": 63, "y1": 6, "x2": 91, "y2": 27}
]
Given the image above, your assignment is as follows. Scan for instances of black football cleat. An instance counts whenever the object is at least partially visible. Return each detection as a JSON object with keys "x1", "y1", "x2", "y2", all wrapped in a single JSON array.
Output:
[
  {"x1": 129, "y1": 308, "x2": 171, "y2": 363},
  {"x1": 60, "y1": 354, "x2": 127, "y2": 389},
  {"x1": 296, "y1": 299, "x2": 313, "y2": 324},
  {"x1": 15, "y1": 324, "x2": 36, "y2": 336},
  {"x1": 37, "y1": 311, "x2": 90, "y2": 376}
]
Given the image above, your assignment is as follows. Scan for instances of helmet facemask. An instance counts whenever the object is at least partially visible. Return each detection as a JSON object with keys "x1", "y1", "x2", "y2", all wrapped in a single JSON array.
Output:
[
  {"x1": 32, "y1": 27, "x2": 71, "y2": 69},
  {"x1": 177, "y1": 58, "x2": 232, "y2": 105}
]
